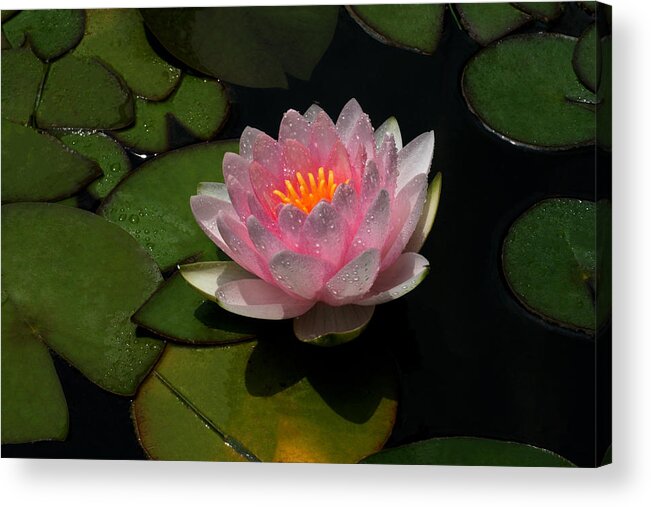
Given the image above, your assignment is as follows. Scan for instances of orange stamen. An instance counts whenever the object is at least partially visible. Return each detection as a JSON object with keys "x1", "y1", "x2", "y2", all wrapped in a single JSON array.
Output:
[{"x1": 273, "y1": 166, "x2": 348, "y2": 214}]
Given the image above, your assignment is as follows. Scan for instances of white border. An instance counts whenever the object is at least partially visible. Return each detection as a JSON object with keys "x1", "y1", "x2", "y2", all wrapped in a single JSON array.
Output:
[{"x1": 2, "y1": 0, "x2": 650, "y2": 505}]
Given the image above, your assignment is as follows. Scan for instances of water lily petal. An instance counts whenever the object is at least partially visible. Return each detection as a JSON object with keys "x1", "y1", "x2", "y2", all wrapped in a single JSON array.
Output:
[
  {"x1": 357, "y1": 252, "x2": 430, "y2": 306},
  {"x1": 405, "y1": 172, "x2": 442, "y2": 253},
  {"x1": 246, "y1": 215, "x2": 285, "y2": 261},
  {"x1": 336, "y1": 98, "x2": 364, "y2": 143},
  {"x1": 223, "y1": 152, "x2": 253, "y2": 190},
  {"x1": 376, "y1": 134, "x2": 398, "y2": 197},
  {"x1": 180, "y1": 260, "x2": 313, "y2": 319},
  {"x1": 225, "y1": 175, "x2": 251, "y2": 221},
  {"x1": 249, "y1": 160, "x2": 282, "y2": 218},
  {"x1": 269, "y1": 250, "x2": 330, "y2": 299},
  {"x1": 324, "y1": 249, "x2": 381, "y2": 306},
  {"x1": 382, "y1": 173, "x2": 428, "y2": 269},
  {"x1": 301, "y1": 200, "x2": 347, "y2": 266},
  {"x1": 347, "y1": 190, "x2": 391, "y2": 261},
  {"x1": 217, "y1": 211, "x2": 271, "y2": 281},
  {"x1": 396, "y1": 130, "x2": 434, "y2": 192},
  {"x1": 309, "y1": 111, "x2": 339, "y2": 167},
  {"x1": 190, "y1": 194, "x2": 236, "y2": 254},
  {"x1": 293, "y1": 303, "x2": 375, "y2": 345},
  {"x1": 278, "y1": 109, "x2": 310, "y2": 146},
  {"x1": 374, "y1": 116, "x2": 403, "y2": 151},
  {"x1": 252, "y1": 132, "x2": 286, "y2": 180},
  {"x1": 303, "y1": 103, "x2": 324, "y2": 122},
  {"x1": 282, "y1": 138, "x2": 314, "y2": 181},
  {"x1": 326, "y1": 139, "x2": 354, "y2": 183},
  {"x1": 360, "y1": 159, "x2": 382, "y2": 211},
  {"x1": 331, "y1": 182, "x2": 359, "y2": 230},
  {"x1": 277, "y1": 204, "x2": 306, "y2": 250},
  {"x1": 179, "y1": 261, "x2": 256, "y2": 300},
  {"x1": 239, "y1": 126, "x2": 264, "y2": 160},
  {"x1": 197, "y1": 181, "x2": 230, "y2": 201}
]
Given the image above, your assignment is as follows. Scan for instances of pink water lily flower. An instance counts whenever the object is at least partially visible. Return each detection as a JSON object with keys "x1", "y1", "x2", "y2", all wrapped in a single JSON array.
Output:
[{"x1": 182, "y1": 99, "x2": 441, "y2": 345}]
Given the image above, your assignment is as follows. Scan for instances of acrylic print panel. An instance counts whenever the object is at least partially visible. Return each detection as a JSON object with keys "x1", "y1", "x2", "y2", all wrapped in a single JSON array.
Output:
[{"x1": 1, "y1": 2, "x2": 611, "y2": 467}]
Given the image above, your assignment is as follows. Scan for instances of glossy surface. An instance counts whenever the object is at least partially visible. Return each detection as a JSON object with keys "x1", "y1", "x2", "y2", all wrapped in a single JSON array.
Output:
[
  {"x1": 99, "y1": 140, "x2": 239, "y2": 271},
  {"x1": 1, "y1": 47, "x2": 44, "y2": 125},
  {"x1": 133, "y1": 336, "x2": 397, "y2": 462},
  {"x1": 1, "y1": 298, "x2": 69, "y2": 443},
  {"x1": 573, "y1": 23, "x2": 599, "y2": 92},
  {"x1": 133, "y1": 271, "x2": 260, "y2": 344},
  {"x1": 73, "y1": 9, "x2": 180, "y2": 100},
  {"x1": 503, "y1": 198, "x2": 604, "y2": 332},
  {"x1": 113, "y1": 75, "x2": 229, "y2": 153},
  {"x1": 463, "y1": 33, "x2": 596, "y2": 149},
  {"x1": 2, "y1": 9, "x2": 84, "y2": 60},
  {"x1": 1, "y1": 120, "x2": 100, "y2": 203},
  {"x1": 347, "y1": 4, "x2": 445, "y2": 54},
  {"x1": 58, "y1": 131, "x2": 131, "y2": 199},
  {"x1": 36, "y1": 54, "x2": 134, "y2": 129},
  {"x1": 1, "y1": 203, "x2": 164, "y2": 396},
  {"x1": 142, "y1": 6, "x2": 338, "y2": 88},
  {"x1": 361, "y1": 436, "x2": 575, "y2": 466},
  {"x1": 457, "y1": 3, "x2": 530, "y2": 46}
]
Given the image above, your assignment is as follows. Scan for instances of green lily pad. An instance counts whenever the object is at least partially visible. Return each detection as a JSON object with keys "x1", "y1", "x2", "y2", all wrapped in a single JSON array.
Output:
[
  {"x1": 596, "y1": 200, "x2": 612, "y2": 325},
  {"x1": 133, "y1": 336, "x2": 397, "y2": 462},
  {"x1": 1, "y1": 120, "x2": 101, "y2": 203},
  {"x1": 511, "y1": 2, "x2": 563, "y2": 21},
  {"x1": 462, "y1": 33, "x2": 596, "y2": 149},
  {"x1": 360, "y1": 437, "x2": 575, "y2": 466},
  {"x1": 2, "y1": 9, "x2": 85, "y2": 61},
  {"x1": 57, "y1": 131, "x2": 131, "y2": 199},
  {"x1": 1, "y1": 298, "x2": 68, "y2": 444},
  {"x1": 2, "y1": 203, "x2": 164, "y2": 399},
  {"x1": 112, "y1": 74, "x2": 229, "y2": 153},
  {"x1": 579, "y1": 2, "x2": 596, "y2": 13},
  {"x1": 1, "y1": 47, "x2": 45, "y2": 124},
  {"x1": 503, "y1": 198, "x2": 608, "y2": 333},
  {"x1": 133, "y1": 271, "x2": 259, "y2": 344},
  {"x1": 98, "y1": 140, "x2": 238, "y2": 271},
  {"x1": 346, "y1": 4, "x2": 445, "y2": 55},
  {"x1": 141, "y1": 6, "x2": 338, "y2": 89},
  {"x1": 573, "y1": 23, "x2": 600, "y2": 92},
  {"x1": 597, "y1": 36, "x2": 611, "y2": 150},
  {"x1": 456, "y1": 3, "x2": 531, "y2": 46},
  {"x1": 73, "y1": 9, "x2": 180, "y2": 100},
  {"x1": 35, "y1": 53, "x2": 134, "y2": 130}
]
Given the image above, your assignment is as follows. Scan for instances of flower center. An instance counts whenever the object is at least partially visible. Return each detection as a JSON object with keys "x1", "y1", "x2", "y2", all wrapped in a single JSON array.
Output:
[{"x1": 272, "y1": 167, "x2": 347, "y2": 214}]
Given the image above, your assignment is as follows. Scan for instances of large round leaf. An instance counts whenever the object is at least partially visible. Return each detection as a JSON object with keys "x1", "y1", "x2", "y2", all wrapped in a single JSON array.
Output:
[
  {"x1": 98, "y1": 140, "x2": 238, "y2": 271},
  {"x1": 1, "y1": 120, "x2": 101, "y2": 203},
  {"x1": 360, "y1": 437, "x2": 575, "y2": 466},
  {"x1": 1, "y1": 298, "x2": 68, "y2": 444},
  {"x1": 462, "y1": 33, "x2": 596, "y2": 149},
  {"x1": 133, "y1": 271, "x2": 260, "y2": 344},
  {"x1": 2, "y1": 9, "x2": 85, "y2": 60},
  {"x1": 346, "y1": 4, "x2": 445, "y2": 55},
  {"x1": 511, "y1": 2, "x2": 563, "y2": 21},
  {"x1": 58, "y1": 131, "x2": 131, "y2": 199},
  {"x1": 141, "y1": 6, "x2": 338, "y2": 89},
  {"x1": 502, "y1": 198, "x2": 609, "y2": 333},
  {"x1": 133, "y1": 336, "x2": 397, "y2": 462},
  {"x1": 112, "y1": 74, "x2": 229, "y2": 153},
  {"x1": 457, "y1": 3, "x2": 531, "y2": 46},
  {"x1": 1, "y1": 47, "x2": 44, "y2": 125},
  {"x1": 35, "y1": 53, "x2": 134, "y2": 130},
  {"x1": 573, "y1": 23, "x2": 600, "y2": 92},
  {"x1": 73, "y1": 9, "x2": 181, "y2": 100},
  {"x1": 2, "y1": 203, "x2": 164, "y2": 396}
]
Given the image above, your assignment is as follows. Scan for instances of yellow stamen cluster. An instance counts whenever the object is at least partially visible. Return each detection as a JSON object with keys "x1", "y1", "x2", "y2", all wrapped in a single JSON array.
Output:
[{"x1": 273, "y1": 167, "x2": 345, "y2": 214}]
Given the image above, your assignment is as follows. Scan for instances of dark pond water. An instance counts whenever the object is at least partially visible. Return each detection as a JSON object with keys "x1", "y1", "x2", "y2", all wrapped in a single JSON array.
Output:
[{"x1": 2, "y1": 4, "x2": 611, "y2": 466}]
